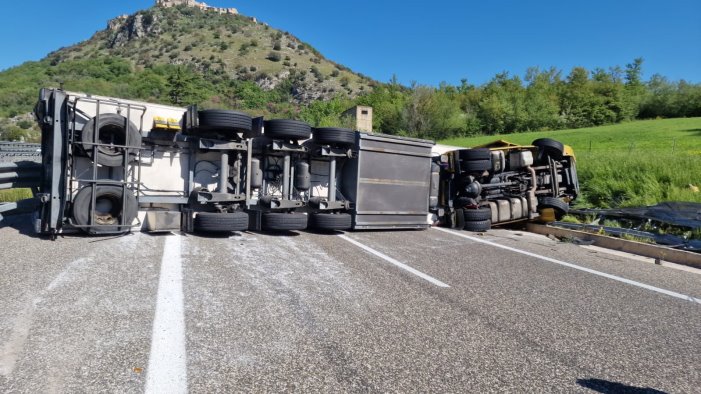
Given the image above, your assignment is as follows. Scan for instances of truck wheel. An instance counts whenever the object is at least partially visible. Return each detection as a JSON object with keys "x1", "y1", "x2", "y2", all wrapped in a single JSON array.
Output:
[
  {"x1": 80, "y1": 114, "x2": 141, "y2": 167},
  {"x1": 538, "y1": 197, "x2": 569, "y2": 219},
  {"x1": 461, "y1": 159, "x2": 491, "y2": 172},
  {"x1": 463, "y1": 207, "x2": 492, "y2": 221},
  {"x1": 194, "y1": 212, "x2": 249, "y2": 233},
  {"x1": 532, "y1": 138, "x2": 564, "y2": 161},
  {"x1": 264, "y1": 119, "x2": 312, "y2": 140},
  {"x1": 309, "y1": 212, "x2": 352, "y2": 231},
  {"x1": 459, "y1": 148, "x2": 491, "y2": 161},
  {"x1": 454, "y1": 197, "x2": 471, "y2": 208},
  {"x1": 464, "y1": 219, "x2": 491, "y2": 232},
  {"x1": 197, "y1": 110, "x2": 253, "y2": 139},
  {"x1": 262, "y1": 212, "x2": 308, "y2": 231},
  {"x1": 312, "y1": 128, "x2": 355, "y2": 146},
  {"x1": 455, "y1": 208, "x2": 465, "y2": 229},
  {"x1": 72, "y1": 183, "x2": 138, "y2": 235}
]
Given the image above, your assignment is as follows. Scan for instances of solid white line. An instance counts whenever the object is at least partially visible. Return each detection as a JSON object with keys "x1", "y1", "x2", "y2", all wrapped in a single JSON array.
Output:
[
  {"x1": 338, "y1": 234, "x2": 450, "y2": 288},
  {"x1": 146, "y1": 234, "x2": 188, "y2": 394},
  {"x1": 434, "y1": 227, "x2": 701, "y2": 305}
]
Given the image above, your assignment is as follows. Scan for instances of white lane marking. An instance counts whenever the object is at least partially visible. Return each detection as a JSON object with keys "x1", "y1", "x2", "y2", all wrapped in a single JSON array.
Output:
[
  {"x1": 338, "y1": 234, "x2": 450, "y2": 288},
  {"x1": 146, "y1": 234, "x2": 188, "y2": 394},
  {"x1": 434, "y1": 227, "x2": 701, "y2": 305}
]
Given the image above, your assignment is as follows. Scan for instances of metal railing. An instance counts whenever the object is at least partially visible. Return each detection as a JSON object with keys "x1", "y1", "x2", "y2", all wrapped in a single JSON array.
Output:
[
  {"x1": 67, "y1": 96, "x2": 147, "y2": 232},
  {"x1": 0, "y1": 142, "x2": 42, "y2": 158},
  {"x1": 0, "y1": 161, "x2": 41, "y2": 190}
]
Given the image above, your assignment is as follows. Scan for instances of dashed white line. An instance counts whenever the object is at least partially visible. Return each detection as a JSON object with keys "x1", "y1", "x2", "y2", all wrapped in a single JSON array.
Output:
[
  {"x1": 338, "y1": 234, "x2": 450, "y2": 288},
  {"x1": 434, "y1": 227, "x2": 701, "y2": 305},
  {"x1": 146, "y1": 234, "x2": 188, "y2": 394}
]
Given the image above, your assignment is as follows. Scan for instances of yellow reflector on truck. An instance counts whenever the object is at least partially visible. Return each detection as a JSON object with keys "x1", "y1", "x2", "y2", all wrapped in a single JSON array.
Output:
[{"x1": 167, "y1": 118, "x2": 182, "y2": 131}]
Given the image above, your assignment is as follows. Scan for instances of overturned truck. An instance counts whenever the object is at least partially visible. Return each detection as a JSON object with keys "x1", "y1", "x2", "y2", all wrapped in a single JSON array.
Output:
[{"x1": 13, "y1": 88, "x2": 578, "y2": 237}]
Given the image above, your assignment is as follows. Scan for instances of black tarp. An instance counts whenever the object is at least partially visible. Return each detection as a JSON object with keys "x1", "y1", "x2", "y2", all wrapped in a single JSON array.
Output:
[
  {"x1": 571, "y1": 202, "x2": 701, "y2": 230},
  {"x1": 568, "y1": 202, "x2": 701, "y2": 252}
]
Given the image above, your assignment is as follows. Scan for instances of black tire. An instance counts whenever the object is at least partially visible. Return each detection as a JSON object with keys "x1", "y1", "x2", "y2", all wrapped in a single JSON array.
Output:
[
  {"x1": 199, "y1": 110, "x2": 253, "y2": 130},
  {"x1": 309, "y1": 212, "x2": 352, "y2": 231},
  {"x1": 80, "y1": 114, "x2": 141, "y2": 167},
  {"x1": 538, "y1": 197, "x2": 569, "y2": 219},
  {"x1": 72, "y1": 183, "x2": 138, "y2": 235},
  {"x1": 454, "y1": 197, "x2": 471, "y2": 208},
  {"x1": 312, "y1": 128, "x2": 355, "y2": 146},
  {"x1": 463, "y1": 207, "x2": 492, "y2": 221},
  {"x1": 532, "y1": 138, "x2": 564, "y2": 161},
  {"x1": 464, "y1": 219, "x2": 491, "y2": 232},
  {"x1": 461, "y1": 159, "x2": 491, "y2": 172},
  {"x1": 262, "y1": 212, "x2": 308, "y2": 231},
  {"x1": 194, "y1": 212, "x2": 249, "y2": 233},
  {"x1": 455, "y1": 208, "x2": 465, "y2": 230},
  {"x1": 459, "y1": 148, "x2": 491, "y2": 161},
  {"x1": 265, "y1": 119, "x2": 312, "y2": 140}
]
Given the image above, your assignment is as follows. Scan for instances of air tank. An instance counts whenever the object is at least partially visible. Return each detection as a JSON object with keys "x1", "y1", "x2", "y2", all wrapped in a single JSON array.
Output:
[
  {"x1": 429, "y1": 162, "x2": 440, "y2": 209},
  {"x1": 294, "y1": 161, "x2": 311, "y2": 191},
  {"x1": 250, "y1": 158, "x2": 263, "y2": 189}
]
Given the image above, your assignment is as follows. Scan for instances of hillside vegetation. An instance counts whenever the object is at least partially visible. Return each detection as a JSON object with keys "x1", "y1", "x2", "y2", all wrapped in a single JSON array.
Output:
[
  {"x1": 0, "y1": 5, "x2": 373, "y2": 129},
  {"x1": 442, "y1": 118, "x2": 701, "y2": 208},
  {"x1": 0, "y1": 5, "x2": 700, "y2": 145}
]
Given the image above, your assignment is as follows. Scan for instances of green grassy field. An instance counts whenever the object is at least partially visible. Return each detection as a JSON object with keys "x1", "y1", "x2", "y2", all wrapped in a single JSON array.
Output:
[
  {"x1": 440, "y1": 118, "x2": 701, "y2": 208},
  {"x1": 0, "y1": 188, "x2": 33, "y2": 203},
  {"x1": 1, "y1": 119, "x2": 699, "y2": 209}
]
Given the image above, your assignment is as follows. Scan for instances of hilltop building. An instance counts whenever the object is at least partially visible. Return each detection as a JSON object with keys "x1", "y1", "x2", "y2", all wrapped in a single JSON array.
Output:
[{"x1": 156, "y1": 0, "x2": 238, "y2": 15}]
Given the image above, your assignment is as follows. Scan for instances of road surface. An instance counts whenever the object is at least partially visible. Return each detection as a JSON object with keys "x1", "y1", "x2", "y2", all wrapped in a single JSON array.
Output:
[{"x1": 0, "y1": 214, "x2": 699, "y2": 393}]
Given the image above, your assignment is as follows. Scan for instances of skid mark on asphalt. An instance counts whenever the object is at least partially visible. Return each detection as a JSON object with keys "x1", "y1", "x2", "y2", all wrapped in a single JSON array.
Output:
[
  {"x1": 435, "y1": 227, "x2": 701, "y2": 305},
  {"x1": 338, "y1": 234, "x2": 450, "y2": 288},
  {"x1": 0, "y1": 257, "x2": 89, "y2": 377}
]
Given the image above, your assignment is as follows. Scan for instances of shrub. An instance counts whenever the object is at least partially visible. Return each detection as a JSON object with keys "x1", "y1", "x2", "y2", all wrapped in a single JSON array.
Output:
[
  {"x1": 17, "y1": 120, "x2": 33, "y2": 129},
  {"x1": 267, "y1": 52, "x2": 281, "y2": 62}
]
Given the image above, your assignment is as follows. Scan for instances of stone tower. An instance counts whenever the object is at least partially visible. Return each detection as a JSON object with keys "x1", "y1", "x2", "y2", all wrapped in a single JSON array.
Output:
[{"x1": 156, "y1": 0, "x2": 197, "y2": 7}]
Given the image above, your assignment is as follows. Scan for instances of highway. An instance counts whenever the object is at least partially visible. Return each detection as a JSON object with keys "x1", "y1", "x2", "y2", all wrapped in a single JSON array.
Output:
[{"x1": 0, "y1": 214, "x2": 699, "y2": 393}]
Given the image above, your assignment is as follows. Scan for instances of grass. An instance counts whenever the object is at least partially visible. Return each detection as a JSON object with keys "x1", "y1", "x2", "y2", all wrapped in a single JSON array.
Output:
[
  {"x1": 440, "y1": 118, "x2": 701, "y2": 208},
  {"x1": 0, "y1": 188, "x2": 33, "y2": 203}
]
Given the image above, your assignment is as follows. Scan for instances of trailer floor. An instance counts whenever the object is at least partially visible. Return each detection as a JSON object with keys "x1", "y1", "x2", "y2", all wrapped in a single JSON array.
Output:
[{"x1": 1, "y1": 215, "x2": 699, "y2": 393}]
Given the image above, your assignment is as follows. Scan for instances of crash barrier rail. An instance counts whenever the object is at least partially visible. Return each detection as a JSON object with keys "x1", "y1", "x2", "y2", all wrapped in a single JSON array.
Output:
[
  {"x1": 0, "y1": 198, "x2": 39, "y2": 221},
  {"x1": 0, "y1": 142, "x2": 42, "y2": 157},
  {"x1": 0, "y1": 162, "x2": 42, "y2": 190}
]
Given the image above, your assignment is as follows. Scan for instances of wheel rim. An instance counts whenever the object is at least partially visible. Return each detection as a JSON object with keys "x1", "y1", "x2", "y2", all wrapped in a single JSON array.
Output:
[
  {"x1": 94, "y1": 195, "x2": 121, "y2": 225},
  {"x1": 97, "y1": 124, "x2": 126, "y2": 156}
]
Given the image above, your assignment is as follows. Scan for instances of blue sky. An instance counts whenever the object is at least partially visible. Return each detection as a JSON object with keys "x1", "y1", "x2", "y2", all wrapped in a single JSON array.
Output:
[{"x1": 1, "y1": 0, "x2": 699, "y2": 86}]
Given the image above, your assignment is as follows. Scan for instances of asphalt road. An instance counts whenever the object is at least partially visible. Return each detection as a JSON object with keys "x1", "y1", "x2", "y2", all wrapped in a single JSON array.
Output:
[{"x1": 0, "y1": 215, "x2": 699, "y2": 393}]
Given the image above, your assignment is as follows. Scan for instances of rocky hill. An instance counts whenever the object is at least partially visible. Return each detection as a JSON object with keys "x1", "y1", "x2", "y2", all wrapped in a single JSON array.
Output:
[{"x1": 0, "y1": 3, "x2": 377, "y2": 139}]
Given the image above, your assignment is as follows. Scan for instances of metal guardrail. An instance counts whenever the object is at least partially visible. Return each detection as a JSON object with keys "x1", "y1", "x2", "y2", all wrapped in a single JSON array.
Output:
[
  {"x1": 0, "y1": 199, "x2": 39, "y2": 221},
  {"x1": 0, "y1": 162, "x2": 42, "y2": 190},
  {"x1": 0, "y1": 142, "x2": 42, "y2": 157}
]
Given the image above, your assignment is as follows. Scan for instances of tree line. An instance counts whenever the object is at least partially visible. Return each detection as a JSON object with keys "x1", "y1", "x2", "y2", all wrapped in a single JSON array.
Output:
[
  {"x1": 300, "y1": 58, "x2": 701, "y2": 139},
  {"x1": 1, "y1": 56, "x2": 700, "y2": 142}
]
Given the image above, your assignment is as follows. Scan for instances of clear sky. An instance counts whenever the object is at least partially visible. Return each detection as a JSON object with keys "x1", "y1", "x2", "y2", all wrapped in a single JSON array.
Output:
[{"x1": 1, "y1": 0, "x2": 699, "y2": 86}]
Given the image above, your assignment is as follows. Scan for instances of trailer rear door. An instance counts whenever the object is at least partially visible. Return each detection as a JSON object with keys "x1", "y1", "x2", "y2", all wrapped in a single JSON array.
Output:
[{"x1": 343, "y1": 133, "x2": 434, "y2": 230}]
